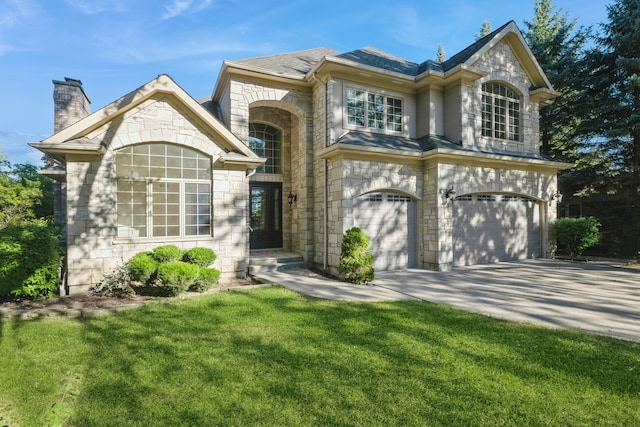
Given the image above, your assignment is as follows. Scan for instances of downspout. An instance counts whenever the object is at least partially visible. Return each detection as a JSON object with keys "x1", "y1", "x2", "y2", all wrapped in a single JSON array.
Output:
[{"x1": 312, "y1": 72, "x2": 329, "y2": 272}]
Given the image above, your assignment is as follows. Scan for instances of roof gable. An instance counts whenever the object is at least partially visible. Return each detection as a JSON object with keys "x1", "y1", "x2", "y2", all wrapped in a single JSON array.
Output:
[
  {"x1": 441, "y1": 21, "x2": 554, "y2": 89},
  {"x1": 36, "y1": 74, "x2": 259, "y2": 160}
]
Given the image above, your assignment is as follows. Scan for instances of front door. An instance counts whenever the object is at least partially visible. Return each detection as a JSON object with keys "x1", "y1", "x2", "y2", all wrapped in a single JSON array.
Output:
[{"x1": 250, "y1": 183, "x2": 283, "y2": 249}]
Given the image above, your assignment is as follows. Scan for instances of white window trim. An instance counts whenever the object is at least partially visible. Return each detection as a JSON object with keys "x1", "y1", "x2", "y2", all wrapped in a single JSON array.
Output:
[
  {"x1": 344, "y1": 86, "x2": 405, "y2": 134},
  {"x1": 114, "y1": 143, "x2": 213, "y2": 242},
  {"x1": 481, "y1": 82, "x2": 521, "y2": 142}
]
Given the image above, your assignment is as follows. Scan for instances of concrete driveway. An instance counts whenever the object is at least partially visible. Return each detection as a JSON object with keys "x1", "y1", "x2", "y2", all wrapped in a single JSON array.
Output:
[{"x1": 254, "y1": 259, "x2": 640, "y2": 342}]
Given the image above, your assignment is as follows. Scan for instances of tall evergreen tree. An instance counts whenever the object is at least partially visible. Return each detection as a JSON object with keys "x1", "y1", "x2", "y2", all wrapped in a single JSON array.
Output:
[
  {"x1": 523, "y1": 0, "x2": 590, "y2": 160},
  {"x1": 475, "y1": 20, "x2": 492, "y2": 40},
  {"x1": 436, "y1": 44, "x2": 446, "y2": 63},
  {"x1": 579, "y1": 0, "x2": 640, "y2": 255}
]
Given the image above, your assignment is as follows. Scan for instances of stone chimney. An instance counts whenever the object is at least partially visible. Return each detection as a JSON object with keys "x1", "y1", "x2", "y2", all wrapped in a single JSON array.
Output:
[{"x1": 53, "y1": 77, "x2": 91, "y2": 133}]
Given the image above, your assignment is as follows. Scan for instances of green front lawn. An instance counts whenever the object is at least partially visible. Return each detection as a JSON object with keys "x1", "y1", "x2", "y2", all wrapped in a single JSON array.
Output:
[{"x1": 1, "y1": 286, "x2": 639, "y2": 426}]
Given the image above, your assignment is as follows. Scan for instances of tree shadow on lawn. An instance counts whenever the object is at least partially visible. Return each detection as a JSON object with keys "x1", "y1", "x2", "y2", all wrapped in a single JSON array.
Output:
[{"x1": 72, "y1": 286, "x2": 640, "y2": 425}]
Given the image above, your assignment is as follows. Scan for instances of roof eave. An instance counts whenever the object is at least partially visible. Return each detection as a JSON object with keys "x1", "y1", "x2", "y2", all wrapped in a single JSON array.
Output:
[
  {"x1": 309, "y1": 56, "x2": 415, "y2": 86},
  {"x1": 28, "y1": 140, "x2": 104, "y2": 157},
  {"x1": 320, "y1": 143, "x2": 574, "y2": 171},
  {"x1": 218, "y1": 153, "x2": 266, "y2": 170}
]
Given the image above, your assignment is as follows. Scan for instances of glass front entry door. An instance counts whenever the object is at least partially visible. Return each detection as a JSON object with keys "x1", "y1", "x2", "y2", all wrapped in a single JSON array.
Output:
[{"x1": 250, "y1": 183, "x2": 283, "y2": 249}]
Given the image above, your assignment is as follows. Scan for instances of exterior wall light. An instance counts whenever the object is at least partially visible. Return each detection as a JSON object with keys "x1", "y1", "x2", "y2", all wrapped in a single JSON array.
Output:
[
  {"x1": 445, "y1": 187, "x2": 457, "y2": 200},
  {"x1": 549, "y1": 190, "x2": 562, "y2": 204},
  {"x1": 288, "y1": 192, "x2": 297, "y2": 206}
]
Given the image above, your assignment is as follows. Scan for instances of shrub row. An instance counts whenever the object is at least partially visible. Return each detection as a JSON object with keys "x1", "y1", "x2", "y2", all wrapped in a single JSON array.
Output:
[{"x1": 94, "y1": 245, "x2": 220, "y2": 297}]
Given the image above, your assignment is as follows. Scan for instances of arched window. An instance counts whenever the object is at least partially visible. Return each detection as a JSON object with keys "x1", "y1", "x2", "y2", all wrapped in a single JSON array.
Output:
[
  {"x1": 481, "y1": 82, "x2": 521, "y2": 141},
  {"x1": 115, "y1": 143, "x2": 211, "y2": 239},
  {"x1": 249, "y1": 123, "x2": 282, "y2": 174}
]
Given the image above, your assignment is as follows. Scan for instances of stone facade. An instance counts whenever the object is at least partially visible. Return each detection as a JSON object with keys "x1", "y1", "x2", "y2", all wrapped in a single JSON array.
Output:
[
  {"x1": 61, "y1": 96, "x2": 251, "y2": 293},
  {"x1": 32, "y1": 22, "x2": 571, "y2": 294}
]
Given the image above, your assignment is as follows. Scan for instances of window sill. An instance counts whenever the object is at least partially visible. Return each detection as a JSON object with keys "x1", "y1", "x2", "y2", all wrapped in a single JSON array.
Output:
[{"x1": 112, "y1": 235, "x2": 214, "y2": 245}]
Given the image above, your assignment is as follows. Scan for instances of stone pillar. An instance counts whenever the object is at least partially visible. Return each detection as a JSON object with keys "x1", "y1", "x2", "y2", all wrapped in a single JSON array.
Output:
[{"x1": 53, "y1": 77, "x2": 91, "y2": 133}]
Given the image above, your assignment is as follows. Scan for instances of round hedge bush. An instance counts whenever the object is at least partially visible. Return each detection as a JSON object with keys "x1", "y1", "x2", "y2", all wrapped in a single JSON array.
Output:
[
  {"x1": 182, "y1": 247, "x2": 217, "y2": 267},
  {"x1": 191, "y1": 267, "x2": 221, "y2": 292},
  {"x1": 128, "y1": 252, "x2": 158, "y2": 284},
  {"x1": 152, "y1": 245, "x2": 183, "y2": 263},
  {"x1": 156, "y1": 261, "x2": 201, "y2": 296}
]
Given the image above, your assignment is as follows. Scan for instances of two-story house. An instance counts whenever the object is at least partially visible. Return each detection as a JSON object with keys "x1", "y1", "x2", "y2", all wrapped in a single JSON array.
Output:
[{"x1": 31, "y1": 21, "x2": 571, "y2": 294}]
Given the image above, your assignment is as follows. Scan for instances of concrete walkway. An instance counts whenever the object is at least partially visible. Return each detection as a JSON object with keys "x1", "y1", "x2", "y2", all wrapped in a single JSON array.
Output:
[{"x1": 253, "y1": 259, "x2": 640, "y2": 343}]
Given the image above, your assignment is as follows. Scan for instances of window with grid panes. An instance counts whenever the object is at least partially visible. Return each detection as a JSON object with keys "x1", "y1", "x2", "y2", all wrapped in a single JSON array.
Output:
[
  {"x1": 115, "y1": 143, "x2": 211, "y2": 239},
  {"x1": 249, "y1": 123, "x2": 282, "y2": 174},
  {"x1": 481, "y1": 82, "x2": 520, "y2": 141},
  {"x1": 346, "y1": 88, "x2": 403, "y2": 132}
]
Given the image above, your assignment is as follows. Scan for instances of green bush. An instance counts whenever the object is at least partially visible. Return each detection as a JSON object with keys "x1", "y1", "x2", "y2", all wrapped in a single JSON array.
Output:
[
  {"x1": 554, "y1": 216, "x2": 601, "y2": 260},
  {"x1": 182, "y1": 247, "x2": 217, "y2": 267},
  {"x1": 191, "y1": 267, "x2": 221, "y2": 292},
  {"x1": 128, "y1": 252, "x2": 159, "y2": 283},
  {"x1": 339, "y1": 227, "x2": 374, "y2": 284},
  {"x1": 152, "y1": 245, "x2": 183, "y2": 263},
  {"x1": 0, "y1": 219, "x2": 62, "y2": 299},
  {"x1": 156, "y1": 261, "x2": 201, "y2": 296}
]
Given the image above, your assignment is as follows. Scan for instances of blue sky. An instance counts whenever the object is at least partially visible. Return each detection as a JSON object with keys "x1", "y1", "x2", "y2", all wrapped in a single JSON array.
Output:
[{"x1": 0, "y1": 0, "x2": 609, "y2": 166}]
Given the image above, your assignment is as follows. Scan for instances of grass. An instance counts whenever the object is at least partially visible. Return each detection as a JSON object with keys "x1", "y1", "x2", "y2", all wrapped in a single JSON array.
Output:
[{"x1": 1, "y1": 286, "x2": 639, "y2": 426}]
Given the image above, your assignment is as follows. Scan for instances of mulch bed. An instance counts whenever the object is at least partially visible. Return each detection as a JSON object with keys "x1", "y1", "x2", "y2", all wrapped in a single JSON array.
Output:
[{"x1": 0, "y1": 278, "x2": 260, "y2": 313}]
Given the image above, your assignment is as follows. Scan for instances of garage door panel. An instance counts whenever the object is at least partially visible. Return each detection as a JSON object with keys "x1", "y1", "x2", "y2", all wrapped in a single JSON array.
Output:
[
  {"x1": 353, "y1": 193, "x2": 416, "y2": 270},
  {"x1": 453, "y1": 195, "x2": 540, "y2": 266}
]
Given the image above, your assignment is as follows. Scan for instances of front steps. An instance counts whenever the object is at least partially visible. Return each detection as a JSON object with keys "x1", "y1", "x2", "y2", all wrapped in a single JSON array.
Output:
[{"x1": 248, "y1": 252, "x2": 306, "y2": 275}]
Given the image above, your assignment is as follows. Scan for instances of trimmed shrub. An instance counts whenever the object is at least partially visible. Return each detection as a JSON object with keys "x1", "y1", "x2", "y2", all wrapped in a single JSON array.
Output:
[
  {"x1": 554, "y1": 216, "x2": 601, "y2": 260},
  {"x1": 156, "y1": 261, "x2": 201, "y2": 296},
  {"x1": 128, "y1": 252, "x2": 159, "y2": 284},
  {"x1": 191, "y1": 267, "x2": 221, "y2": 293},
  {"x1": 0, "y1": 219, "x2": 62, "y2": 299},
  {"x1": 152, "y1": 245, "x2": 183, "y2": 263},
  {"x1": 339, "y1": 227, "x2": 374, "y2": 284},
  {"x1": 182, "y1": 247, "x2": 217, "y2": 267}
]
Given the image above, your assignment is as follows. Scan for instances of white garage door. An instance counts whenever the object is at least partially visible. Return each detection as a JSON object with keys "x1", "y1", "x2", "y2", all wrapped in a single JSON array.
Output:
[
  {"x1": 353, "y1": 192, "x2": 417, "y2": 270},
  {"x1": 453, "y1": 194, "x2": 541, "y2": 266}
]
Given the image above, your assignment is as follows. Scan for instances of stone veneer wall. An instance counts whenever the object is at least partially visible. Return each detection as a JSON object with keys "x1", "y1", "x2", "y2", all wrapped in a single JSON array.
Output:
[
  {"x1": 64, "y1": 96, "x2": 249, "y2": 294},
  {"x1": 466, "y1": 40, "x2": 540, "y2": 156},
  {"x1": 311, "y1": 77, "x2": 333, "y2": 268}
]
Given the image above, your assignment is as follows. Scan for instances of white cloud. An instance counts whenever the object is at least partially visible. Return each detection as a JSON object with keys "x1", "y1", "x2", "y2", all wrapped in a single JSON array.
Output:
[
  {"x1": 162, "y1": 0, "x2": 191, "y2": 19},
  {"x1": 63, "y1": 0, "x2": 128, "y2": 15},
  {"x1": 162, "y1": 0, "x2": 214, "y2": 19}
]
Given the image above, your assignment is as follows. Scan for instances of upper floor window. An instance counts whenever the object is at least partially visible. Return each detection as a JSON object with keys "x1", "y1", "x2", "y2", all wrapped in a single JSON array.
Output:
[
  {"x1": 481, "y1": 82, "x2": 520, "y2": 141},
  {"x1": 346, "y1": 89, "x2": 403, "y2": 132},
  {"x1": 115, "y1": 143, "x2": 211, "y2": 239},
  {"x1": 249, "y1": 123, "x2": 282, "y2": 174}
]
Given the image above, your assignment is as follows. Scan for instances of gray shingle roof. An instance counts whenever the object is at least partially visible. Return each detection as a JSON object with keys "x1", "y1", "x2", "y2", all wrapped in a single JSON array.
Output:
[
  {"x1": 336, "y1": 130, "x2": 462, "y2": 153},
  {"x1": 336, "y1": 130, "x2": 552, "y2": 161},
  {"x1": 335, "y1": 46, "x2": 420, "y2": 76},
  {"x1": 439, "y1": 21, "x2": 514, "y2": 72},
  {"x1": 231, "y1": 21, "x2": 521, "y2": 79},
  {"x1": 233, "y1": 47, "x2": 339, "y2": 78}
]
